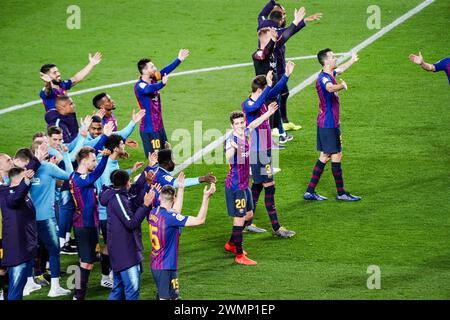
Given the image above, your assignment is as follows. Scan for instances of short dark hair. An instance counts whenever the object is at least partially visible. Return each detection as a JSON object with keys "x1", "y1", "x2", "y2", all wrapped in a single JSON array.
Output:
[
  {"x1": 160, "y1": 185, "x2": 176, "y2": 202},
  {"x1": 104, "y1": 134, "x2": 123, "y2": 152},
  {"x1": 55, "y1": 95, "x2": 71, "y2": 106},
  {"x1": 317, "y1": 48, "x2": 332, "y2": 66},
  {"x1": 76, "y1": 147, "x2": 96, "y2": 164},
  {"x1": 251, "y1": 75, "x2": 267, "y2": 92},
  {"x1": 14, "y1": 148, "x2": 34, "y2": 162},
  {"x1": 32, "y1": 132, "x2": 45, "y2": 142},
  {"x1": 230, "y1": 111, "x2": 245, "y2": 124},
  {"x1": 91, "y1": 115, "x2": 102, "y2": 124},
  {"x1": 111, "y1": 170, "x2": 130, "y2": 188},
  {"x1": 138, "y1": 58, "x2": 151, "y2": 75},
  {"x1": 269, "y1": 10, "x2": 283, "y2": 22},
  {"x1": 47, "y1": 126, "x2": 62, "y2": 136},
  {"x1": 8, "y1": 167, "x2": 24, "y2": 180},
  {"x1": 157, "y1": 149, "x2": 172, "y2": 165},
  {"x1": 92, "y1": 93, "x2": 107, "y2": 108},
  {"x1": 40, "y1": 64, "x2": 56, "y2": 74}
]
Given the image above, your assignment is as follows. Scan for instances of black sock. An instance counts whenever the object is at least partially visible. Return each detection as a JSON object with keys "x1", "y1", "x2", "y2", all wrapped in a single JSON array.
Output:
[
  {"x1": 250, "y1": 183, "x2": 264, "y2": 225},
  {"x1": 331, "y1": 162, "x2": 345, "y2": 196},
  {"x1": 264, "y1": 185, "x2": 281, "y2": 231},
  {"x1": 306, "y1": 160, "x2": 326, "y2": 194},
  {"x1": 76, "y1": 267, "x2": 91, "y2": 300},
  {"x1": 230, "y1": 226, "x2": 244, "y2": 255},
  {"x1": 100, "y1": 253, "x2": 110, "y2": 276},
  {"x1": 280, "y1": 92, "x2": 289, "y2": 123}
]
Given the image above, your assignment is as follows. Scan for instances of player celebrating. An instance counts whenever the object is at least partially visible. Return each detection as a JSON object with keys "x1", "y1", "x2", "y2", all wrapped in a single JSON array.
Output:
[
  {"x1": 134, "y1": 49, "x2": 190, "y2": 157},
  {"x1": 39, "y1": 52, "x2": 102, "y2": 112},
  {"x1": 149, "y1": 177, "x2": 216, "y2": 300},
  {"x1": 242, "y1": 62, "x2": 296, "y2": 238},
  {"x1": 409, "y1": 52, "x2": 450, "y2": 85},
  {"x1": 69, "y1": 147, "x2": 110, "y2": 300},
  {"x1": 303, "y1": 49, "x2": 361, "y2": 202},
  {"x1": 92, "y1": 93, "x2": 118, "y2": 131},
  {"x1": 100, "y1": 170, "x2": 160, "y2": 300},
  {"x1": 224, "y1": 102, "x2": 279, "y2": 265}
]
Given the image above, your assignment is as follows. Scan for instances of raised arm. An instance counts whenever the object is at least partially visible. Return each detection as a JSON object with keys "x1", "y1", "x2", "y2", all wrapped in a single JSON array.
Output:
[
  {"x1": 184, "y1": 183, "x2": 216, "y2": 227},
  {"x1": 409, "y1": 52, "x2": 436, "y2": 72},
  {"x1": 77, "y1": 151, "x2": 110, "y2": 187},
  {"x1": 6, "y1": 173, "x2": 34, "y2": 208},
  {"x1": 267, "y1": 61, "x2": 295, "y2": 98},
  {"x1": 136, "y1": 81, "x2": 166, "y2": 95},
  {"x1": 70, "y1": 52, "x2": 102, "y2": 86},
  {"x1": 116, "y1": 109, "x2": 145, "y2": 140},
  {"x1": 258, "y1": 0, "x2": 276, "y2": 24},
  {"x1": 248, "y1": 102, "x2": 278, "y2": 131},
  {"x1": 113, "y1": 196, "x2": 152, "y2": 231},
  {"x1": 172, "y1": 172, "x2": 185, "y2": 213},
  {"x1": 336, "y1": 52, "x2": 358, "y2": 75}
]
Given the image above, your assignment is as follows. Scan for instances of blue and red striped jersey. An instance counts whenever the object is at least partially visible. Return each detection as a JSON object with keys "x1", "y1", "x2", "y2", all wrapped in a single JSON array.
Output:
[{"x1": 316, "y1": 70, "x2": 340, "y2": 128}]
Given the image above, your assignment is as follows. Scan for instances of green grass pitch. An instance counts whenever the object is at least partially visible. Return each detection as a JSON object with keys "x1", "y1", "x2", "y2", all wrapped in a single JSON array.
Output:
[{"x1": 0, "y1": 0, "x2": 449, "y2": 299}]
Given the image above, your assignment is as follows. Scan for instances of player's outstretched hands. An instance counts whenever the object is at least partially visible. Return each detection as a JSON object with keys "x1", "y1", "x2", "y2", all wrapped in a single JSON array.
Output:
[
  {"x1": 145, "y1": 171, "x2": 156, "y2": 186},
  {"x1": 23, "y1": 169, "x2": 35, "y2": 183},
  {"x1": 293, "y1": 7, "x2": 306, "y2": 25},
  {"x1": 266, "y1": 70, "x2": 273, "y2": 87},
  {"x1": 268, "y1": 101, "x2": 279, "y2": 115},
  {"x1": 103, "y1": 121, "x2": 115, "y2": 136},
  {"x1": 178, "y1": 49, "x2": 190, "y2": 61},
  {"x1": 132, "y1": 109, "x2": 146, "y2": 124},
  {"x1": 177, "y1": 172, "x2": 185, "y2": 190},
  {"x1": 285, "y1": 61, "x2": 296, "y2": 76},
  {"x1": 40, "y1": 72, "x2": 52, "y2": 83},
  {"x1": 203, "y1": 183, "x2": 216, "y2": 198},
  {"x1": 340, "y1": 79, "x2": 348, "y2": 90},
  {"x1": 100, "y1": 148, "x2": 111, "y2": 157},
  {"x1": 132, "y1": 161, "x2": 145, "y2": 173},
  {"x1": 36, "y1": 140, "x2": 49, "y2": 161},
  {"x1": 125, "y1": 139, "x2": 139, "y2": 149},
  {"x1": 80, "y1": 115, "x2": 93, "y2": 130},
  {"x1": 409, "y1": 52, "x2": 423, "y2": 65},
  {"x1": 148, "y1": 150, "x2": 158, "y2": 167},
  {"x1": 269, "y1": 28, "x2": 278, "y2": 42},
  {"x1": 162, "y1": 74, "x2": 169, "y2": 85},
  {"x1": 305, "y1": 12, "x2": 322, "y2": 22},
  {"x1": 144, "y1": 188, "x2": 156, "y2": 207},
  {"x1": 94, "y1": 108, "x2": 106, "y2": 119},
  {"x1": 199, "y1": 172, "x2": 217, "y2": 184},
  {"x1": 89, "y1": 52, "x2": 102, "y2": 66}
]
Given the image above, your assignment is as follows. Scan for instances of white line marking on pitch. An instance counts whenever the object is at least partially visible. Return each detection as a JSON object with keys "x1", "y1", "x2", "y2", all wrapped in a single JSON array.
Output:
[
  {"x1": 0, "y1": 54, "x2": 345, "y2": 116},
  {"x1": 172, "y1": 0, "x2": 435, "y2": 174}
]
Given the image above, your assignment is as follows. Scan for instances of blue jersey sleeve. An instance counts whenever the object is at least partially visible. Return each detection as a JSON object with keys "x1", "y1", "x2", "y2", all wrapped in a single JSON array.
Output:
[
  {"x1": 433, "y1": 57, "x2": 450, "y2": 73},
  {"x1": 165, "y1": 211, "x2": 188, "y2": 227},
  {"x1": 116, "y1": 120, "x2": 136, "y2": 140},
  {"x1": 267, "y1": 75, "x2": 289, "y2": 99},
  {"x1": 159, "y1": 58, "x2": 181, "y2": 76},
  {"x1": 60, "y1": 80, "x2": 73, "y2": 90},
  {"x1": 157, "y1": 171, "x2": 176, "y2": 187},
  {"x1": 243, "y1": 86, "x2": 272, "y2": 113},
  {"x1": 75, "y1": 155, "x2": 109, "y2": 187},
  {"x1": 136, "y1": 81, "x2": 165, "y2": 95},
  {"x1": 48, "y1": 162, "x2": 70, "y2": 181}
]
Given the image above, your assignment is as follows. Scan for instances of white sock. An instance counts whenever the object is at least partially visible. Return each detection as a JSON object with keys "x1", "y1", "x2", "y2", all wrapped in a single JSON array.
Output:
[
  {"x1": 50, "y1": 277, "x2": 60, "y2": 290},
  {"x1": 281, "y1": 132, "x2": 287, "y2": 137},
  {"x1": 26, "y1": 277, "x2": 34, "y2": 286},
  {"x1": 65, "y1": 232, "x2": 71, "y2": 243},
  {"x1": 59, "y1": 237, "x2": 66, "y2": 248}
]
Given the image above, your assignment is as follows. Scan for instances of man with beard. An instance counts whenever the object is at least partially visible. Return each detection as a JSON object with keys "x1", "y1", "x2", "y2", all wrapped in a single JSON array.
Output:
[{"x1": 39, "y1": 52, "x2": 102, "y2": 112}]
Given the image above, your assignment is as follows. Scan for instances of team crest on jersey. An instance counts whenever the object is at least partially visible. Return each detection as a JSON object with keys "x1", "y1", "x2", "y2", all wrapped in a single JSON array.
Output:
[
  {"x1": 80, "y1": 174, "x2": 87, "y2": 179},
  {"x1": 139, "y1": 82, "x2": 147, "y2": 89},
  {"x1": 248, "y1": 101, "x2": 254, "y2": 106},
  {"x1": 164, "y1": 176, "x2": 174, "y2": 183}
]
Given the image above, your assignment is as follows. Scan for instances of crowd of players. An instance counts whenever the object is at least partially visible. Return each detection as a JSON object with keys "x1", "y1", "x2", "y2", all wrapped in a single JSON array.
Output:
[{"x1": 1, "y1": 0, "x2": 449, "y2": 301}]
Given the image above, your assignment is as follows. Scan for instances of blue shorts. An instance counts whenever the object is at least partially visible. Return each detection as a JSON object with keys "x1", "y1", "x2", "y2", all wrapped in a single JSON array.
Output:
[
  {"x1": 140, "y1": 129, "x2": 168, "y2": 157},
  {"x1": 74, "y1": 227, "x2": 98, "y2": 264},
  {"x1": 225, "y1": 187, "x2": 254, "y2": 217},
  {"x1": 250, "y1": 150, "x2": 273, "y2": 184},
  {"x1": 151, "y1": 269, "x2": 180, "y2": 300},
  {"x1": 317, "y1": 127, "x2": 342, "y2": 154}
]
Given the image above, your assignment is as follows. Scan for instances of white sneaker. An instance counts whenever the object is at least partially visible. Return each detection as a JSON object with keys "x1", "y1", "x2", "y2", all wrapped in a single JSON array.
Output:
[
  {"x1": 48, "y1": 286, "x2": 71, "y2": 297},
  {"x1": 0, "y1": 290, "x2": 4, "y2": 300},
  {"x1": 100, "y1": 278, "x2": 113, "y2": 289},
  {"x1": 23, "y1": 280, "x2": 42, "y2": 296}
]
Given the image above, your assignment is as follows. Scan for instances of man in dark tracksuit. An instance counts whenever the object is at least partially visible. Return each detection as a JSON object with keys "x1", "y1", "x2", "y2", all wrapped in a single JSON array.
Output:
[
  {"x1": 0, "y1": 167, "x2": 39, "y2": 300},
  {"x1": 100, "y1": 169, "x2": 157, "y2": 300}
]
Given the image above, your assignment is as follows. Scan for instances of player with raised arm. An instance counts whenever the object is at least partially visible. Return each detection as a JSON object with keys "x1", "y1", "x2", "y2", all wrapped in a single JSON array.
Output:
[
  {"x1": 409, "y1": 52, "x2": 450, "y2": 84},
  {"x1": 134, "y1": 49, "x2": 190, "y2": 157},
  {"x1": 304, "y1": 49, "x2": 361, "y2": 202},
  {"x1": 69, "y1": 147, "x2": 110, "y2": 300},
  {"x1": 224, "y1": 102, "x2": 279, "y2": 265},
  {"x1": 242, "y1": 62, "x2": 296, "y2": 238},
  {"x1": 39, "y1": 52, "x2": 102, "y2": 112},
  {"x1": 149, "y1": 175, "x2": 216, "y2": 300}
]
